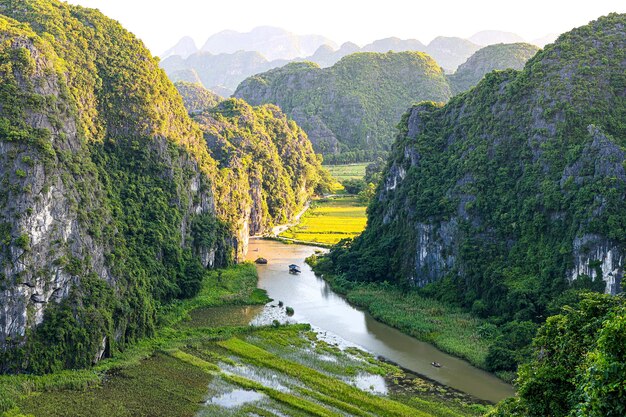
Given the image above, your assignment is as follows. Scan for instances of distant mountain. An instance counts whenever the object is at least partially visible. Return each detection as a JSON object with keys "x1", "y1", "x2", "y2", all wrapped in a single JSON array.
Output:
[
  {"x1": 235, "y1": 52, "x2": 452, "y2": 161},
  {"x1": 308, "y1": 42, "x2": 360, "y2": 67},
  {"x1": 160, "y1": 50, "x2": 287, "y2": 96},
  {"x1": 448, "y1": 43, "x2": 540, "y2": 93},
  {"x1": 469, "y1": 30, "x2": 526, "y2": 46},
  {"x1": 362, "y1": 37, "x2": 426, "y2": 53},
  {"x1": 425, "y1": 37, "x2": 481, "y2": 72},
  {"x1": 161, "y1": 36, "x2": 198, "y2": 59},
  {"x1": 200, "y1": 26, "x2": 337, "y2": 61}
]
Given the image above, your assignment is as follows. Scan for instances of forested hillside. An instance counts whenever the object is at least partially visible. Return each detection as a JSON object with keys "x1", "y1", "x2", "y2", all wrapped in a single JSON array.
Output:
[
  {"x1": 326, "y1": 13, "x2": 625, "y2": 372},
  {"x1": 0, "y1": 0, "x2": 325, "y2": 374}
]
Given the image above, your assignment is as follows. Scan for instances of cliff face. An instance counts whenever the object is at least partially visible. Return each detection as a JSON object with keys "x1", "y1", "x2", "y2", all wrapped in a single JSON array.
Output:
[
  {"x1": 338, "y1": 14, "x2": 625, "y2": 317},
  {"x1": 0, "y1": 0, "x2": 277, "y2": 373},
  {"x1": 235, "y1": 53, "x2": 452, "y2": 160}
]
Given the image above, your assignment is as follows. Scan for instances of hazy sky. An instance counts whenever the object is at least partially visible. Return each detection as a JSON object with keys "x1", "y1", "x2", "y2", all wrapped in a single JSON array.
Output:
[{"x1": 66, "y1": 0, "x2": 625, "y2": 55}]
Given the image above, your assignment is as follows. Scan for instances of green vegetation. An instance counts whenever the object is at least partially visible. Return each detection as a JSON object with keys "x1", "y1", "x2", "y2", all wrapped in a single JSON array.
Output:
[
  {"x1": 0, "y1": 0, "x2": 328, "y2": 373},
  {"x1": 0, "y1": 262, "x2": 267, "y2": 416},
  {"x1": 235, "y1": 53, "x2": 452, "y2": 159},
  {"x1": 193, "y1": 98, "x2": 332, "y2": 231},
  {"x1": 175, "y1": 81, "x2": 223, "y2": 114},
  {"x1": 448, "y1": 43, "x2": 539, "y2": 94},
  {"x1": 489, "y1": 293, "x2": 626, "y2": 417},
  {"x1": 280, "y1": 196, "x2": 367, "y2": 245},
  {"x1": 325, "y1": 163, "x2": 369, "y2": 182},
  {"x1": 324, "y1": 13, "x2": 626, "y2": 379},
  {"x1": 308, "y1": 255, "x2": 494, "y2": 369}
]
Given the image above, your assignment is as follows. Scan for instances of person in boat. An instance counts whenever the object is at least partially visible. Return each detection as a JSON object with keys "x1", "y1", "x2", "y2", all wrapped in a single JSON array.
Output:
[
  {"x1": 289, "y1": 264, "x2": 301, "y2": 273},
  {"x1": 431, "y1": 361, "x2": 442, "y2": 368}
]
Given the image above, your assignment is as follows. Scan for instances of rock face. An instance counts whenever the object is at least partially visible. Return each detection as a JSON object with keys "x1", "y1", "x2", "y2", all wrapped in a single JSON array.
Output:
[
  {"x1": 234, "y1": 53, "x2": 452, "y2": 160},
  {"x1": 0, "y1": 0, "x2": 321, "y2": 373},
  {"x1": 339, "y1": 15, "x2": 625, "y2": 316},
  {"x1": 449, "y1": 43, "x2": 540, "y2": 93}
]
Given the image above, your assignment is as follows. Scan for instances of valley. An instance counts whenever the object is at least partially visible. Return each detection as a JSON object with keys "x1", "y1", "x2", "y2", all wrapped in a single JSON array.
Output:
[{"x1": 0, "y1": 1, "x2": 624, "y2": 416}]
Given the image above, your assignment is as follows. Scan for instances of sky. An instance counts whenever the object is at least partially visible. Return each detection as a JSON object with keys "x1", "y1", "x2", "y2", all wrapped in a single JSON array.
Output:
[{"x1": 65, "y1": 0, "x2": 625, "y2": 55}]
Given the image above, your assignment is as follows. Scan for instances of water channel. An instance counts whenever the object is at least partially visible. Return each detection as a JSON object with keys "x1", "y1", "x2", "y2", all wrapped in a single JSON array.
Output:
[{"x1": 244, "y1": 238, "x2": 515, "y2": 403}]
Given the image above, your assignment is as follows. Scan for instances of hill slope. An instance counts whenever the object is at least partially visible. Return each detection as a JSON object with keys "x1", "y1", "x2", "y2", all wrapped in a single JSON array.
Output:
[
  {"x1": 449, "y1": 43, "x2": 540, "y2": 93},
  {"x1": 333, "y1": 13, "x2": 625, "y2": 318},
  {"x1": 0, "y1": 0, "x2": 325, "y2": 373},
  {"x1": 234, "y1": 52, "x2": 452, "y2": 162}
]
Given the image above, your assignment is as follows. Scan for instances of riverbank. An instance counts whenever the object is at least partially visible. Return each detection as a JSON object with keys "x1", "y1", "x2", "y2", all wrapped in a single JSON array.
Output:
[
  {"x1": 1, "y1": 262, "x2": 490, "y2": 417},
  {"x1": 306, "y1": 255, "x2": 505, "y2": 378}
]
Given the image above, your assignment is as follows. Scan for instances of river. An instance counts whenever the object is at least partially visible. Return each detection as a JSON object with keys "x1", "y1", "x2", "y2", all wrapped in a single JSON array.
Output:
[{"x1": 246, "y1": 238, "x2": 515, "y2": 403}]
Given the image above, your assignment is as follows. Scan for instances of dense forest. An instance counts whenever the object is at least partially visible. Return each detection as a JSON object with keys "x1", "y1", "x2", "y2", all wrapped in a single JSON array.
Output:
[
  {"x1": 324, "y1": 13, "x2": 625, "y2": 374},
  {"x1": 0, "y1": 0, "x2": 326, "y2": 373}
]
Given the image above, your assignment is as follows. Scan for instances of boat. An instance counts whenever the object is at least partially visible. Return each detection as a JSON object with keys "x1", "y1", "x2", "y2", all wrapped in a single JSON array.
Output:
[
  {"x1": 288, "y1": 264, "x2": 301, "y2": 273},
  {"x1": 431, "y1": 361, "x2": 442, "y2": 368},
  {"x1": 255, "y1": 257, "x2": 268, "y2": 264}
]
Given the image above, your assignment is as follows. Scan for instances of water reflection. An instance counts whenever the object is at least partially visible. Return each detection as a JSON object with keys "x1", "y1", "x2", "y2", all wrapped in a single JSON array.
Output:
[{"x1": 246, "y1": 238, "x2": 515, "y2": 403}]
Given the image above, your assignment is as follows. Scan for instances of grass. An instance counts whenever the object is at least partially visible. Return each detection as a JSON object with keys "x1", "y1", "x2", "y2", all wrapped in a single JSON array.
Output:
[
  {"x1": 308, "y1": 257, "x2": 494, "y2": 369},
  {"x1": 15, "y1": 352, "x2": 213, "y2": 417},
  {"x1": 324, "y1": 163, "x2": 369, "y2": 182},
  {"x1": 219, "y1": 338, "x2": 433, "y2": 417},
  {"x1": 279, "y1": 196, "x2": 367, "y2": 245}
]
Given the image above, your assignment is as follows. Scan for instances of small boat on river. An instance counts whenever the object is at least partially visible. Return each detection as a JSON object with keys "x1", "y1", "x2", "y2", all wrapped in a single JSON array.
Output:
[
  {"x1": 255, "y1": 257, "x2": 268, "y2": 264},
  {"x1": 431, "y1": 361, "x2": 442, "y2": 368},
  {"x1": 289, "y1": 264, "x2": 301, "y2": 274}
]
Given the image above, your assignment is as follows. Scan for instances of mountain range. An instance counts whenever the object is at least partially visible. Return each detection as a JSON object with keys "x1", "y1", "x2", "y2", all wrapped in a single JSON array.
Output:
[{"x1": 159, "y1": 27, "x2": 557, "y2": 95}]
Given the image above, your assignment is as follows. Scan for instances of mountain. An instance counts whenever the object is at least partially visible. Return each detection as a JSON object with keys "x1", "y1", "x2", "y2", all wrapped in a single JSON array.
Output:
[
  {"x1": 234, "y1": 52, "x2": 452, "y2": 162},
  {"x1": 424, "y1": 36, "x2": 481, "y2": 72},
  {"x1": 362, "y1": 37, "x2": 427, "y2": 53},
  {"x1": 175, "y1": 81, "x2": 223, "y2": 114},
  {"x1": 308, "y1": 41, "x2": 360, "y2": 67},
  {"x1": 448, "y1": 43, "x2": 540, "y2": 93},
  {"x1": 200, "y1": 26, "x2": 337, "y2": 61},
  {"x1": 0, "y1": 0, "x2": 326, "y2": 373},
  {"x1": 313, "y1": 37, "x2": 480, "y2": 72},
  {"x1": 161, "y1": 36, "x2": 198, "y2": 59},
  {"x1": 469, "y1": 30, "x2": 526, "y2": 45},
  {"x1": 192, "y1": 99, "x2": 328, "y2": 235},
  {"x1": 332, "y1": 13, "x2": 625, "y2": 320},
  {"x1": 160, "y1": 50, "x2": 286, "y2": 95}
]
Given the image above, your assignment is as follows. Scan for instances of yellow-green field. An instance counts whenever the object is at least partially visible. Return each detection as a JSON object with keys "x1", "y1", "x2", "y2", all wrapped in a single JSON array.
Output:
[
  {"x1": 325, "y1": 163, "x2": 369, "y2": 182},
  {"x1": 280, "y1": 196, "x2": 367, "y2": 245}
]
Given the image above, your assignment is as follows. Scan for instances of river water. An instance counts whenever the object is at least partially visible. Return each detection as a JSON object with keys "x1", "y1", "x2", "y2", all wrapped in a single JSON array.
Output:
[{"x1": 246, "y1": 238, "x2": 515, "y2": 403}]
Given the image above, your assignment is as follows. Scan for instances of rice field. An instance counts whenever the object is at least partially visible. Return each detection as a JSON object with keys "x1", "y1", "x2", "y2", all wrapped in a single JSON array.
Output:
[
  {"x1": 279, "y1": 196, "x2": 367, "y2": 245},
  {"x1": 324, "y1": 163, "x2": 369, "y2": 182}
]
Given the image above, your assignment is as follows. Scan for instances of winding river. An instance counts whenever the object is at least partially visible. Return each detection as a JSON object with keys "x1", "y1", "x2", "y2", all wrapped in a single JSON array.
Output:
[{"x1": 246, "y1": 238, "x2": 515, "y2": 403}]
